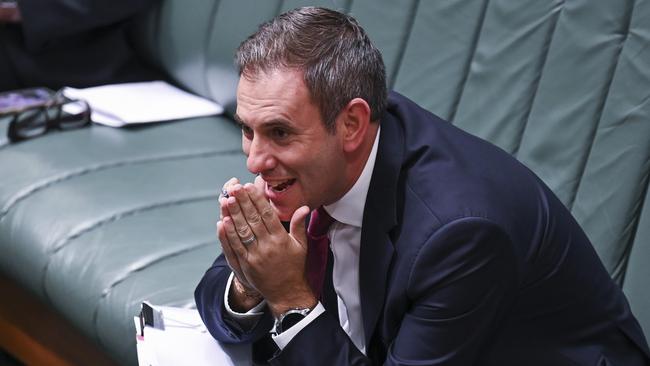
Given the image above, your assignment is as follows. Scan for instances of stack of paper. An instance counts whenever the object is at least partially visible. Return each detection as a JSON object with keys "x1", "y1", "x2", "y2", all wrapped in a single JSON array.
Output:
[{"x1": 63, "y1": 81, "x2": 224, "y2": 127}]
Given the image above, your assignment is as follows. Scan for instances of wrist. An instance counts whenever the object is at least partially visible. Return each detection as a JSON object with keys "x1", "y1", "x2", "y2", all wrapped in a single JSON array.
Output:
[
  {"x1": 267, "y1": 290, "x2": 317, "y2": 319},
  {"x1": 229, "y1": 276, "x2": 263, "y2": 312}
]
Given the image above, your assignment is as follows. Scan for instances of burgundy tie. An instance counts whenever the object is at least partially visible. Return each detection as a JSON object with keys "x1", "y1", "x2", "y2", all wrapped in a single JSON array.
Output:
[{"x1": 306, "y1": 207, "x2": 335, "y2": 299}]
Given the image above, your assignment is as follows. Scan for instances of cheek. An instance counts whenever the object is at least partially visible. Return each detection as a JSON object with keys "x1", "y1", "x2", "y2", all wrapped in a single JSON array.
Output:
[{"x1": 301, "y1": 151, "x2": 344, "y2": 193}]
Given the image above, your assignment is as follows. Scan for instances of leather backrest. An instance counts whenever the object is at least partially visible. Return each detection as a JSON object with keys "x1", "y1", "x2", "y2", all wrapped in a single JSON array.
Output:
[{"x1": 134, "y1": 0, "x2": 650, "y2": 335}]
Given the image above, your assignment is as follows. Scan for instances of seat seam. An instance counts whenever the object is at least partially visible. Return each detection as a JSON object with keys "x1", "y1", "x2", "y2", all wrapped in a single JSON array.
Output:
[
  {"x1": 39, "y1": 192, "x2": 219, "y2": 303},
  {"x1": 88, "y1": 239, "x2": 214, "y2": 345},
  {"x1": 512, "y1": 0, "x2": 565, "y2": 157},
  {"x1": 388, "y1": 0, "x2": 421, "y2": 90},
  {"x1": 448, "y1": 0, "x2": 491, "y2": 123},
  {"x1": 0, "y1": 148, "x2": 241, "y2": 221},
  {"x1": 567, "y1": 0, "x2": 636, "y2": 211}
]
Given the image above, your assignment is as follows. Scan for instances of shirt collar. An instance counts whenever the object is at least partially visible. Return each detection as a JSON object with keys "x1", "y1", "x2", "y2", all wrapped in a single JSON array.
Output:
[{"x1": 324, "y1": 126, "x2": 381, "y2": 228}]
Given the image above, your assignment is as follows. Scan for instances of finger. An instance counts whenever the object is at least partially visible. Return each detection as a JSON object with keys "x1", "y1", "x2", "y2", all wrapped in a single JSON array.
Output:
[
  {"x1": 223, "y1": 216, "x2": 248, "y2": 259},
  {"x1": 219, "y1": 197, "x2": 230, "y2": 220},
  {"x1": 244, "y1": 182, "x2": 285, "y2": 234},
  {"x1": 220, "y1": 178, "x2": 239, "y2": 219},
  {"x1": 218, "y1": 220, "x2": 242, "y2": 273},
  {"x1": 226, "y1": 192, "x2": 257, "y2": 244},
  {"x1": 231, "y1": 183, "x2": 269, "y2": 240},
  {"x1": 289, "y1": 205, "x2": 311, "y2": 247},
  {"x1": 221, "y1": 177, "x2": 240, "y2": 198}
]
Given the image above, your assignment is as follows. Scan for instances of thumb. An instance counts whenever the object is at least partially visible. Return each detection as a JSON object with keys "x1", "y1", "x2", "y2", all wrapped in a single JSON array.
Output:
[{"x1": 289, "y1": 205, "x2": 311, "y2": 247}]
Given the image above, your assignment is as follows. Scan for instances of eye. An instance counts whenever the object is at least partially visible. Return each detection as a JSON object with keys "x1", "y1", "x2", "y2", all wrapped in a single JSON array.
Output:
[
  {"x1": 241, "y1": 124, "x2": 253, "y2": 139},
  {"x1": 271, "y1": 127, "x2": 290, "y2": 140}
]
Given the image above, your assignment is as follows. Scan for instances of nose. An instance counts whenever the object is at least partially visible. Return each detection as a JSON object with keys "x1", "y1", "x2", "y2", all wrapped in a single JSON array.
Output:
[{"x1": 244, "y1": 136, "x2": 276, "y2": 174}]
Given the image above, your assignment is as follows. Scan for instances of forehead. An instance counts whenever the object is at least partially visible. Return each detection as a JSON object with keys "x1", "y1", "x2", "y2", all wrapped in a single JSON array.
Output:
[{"x1": 235, "y1": 68, "x2": 317, "y2": 125}]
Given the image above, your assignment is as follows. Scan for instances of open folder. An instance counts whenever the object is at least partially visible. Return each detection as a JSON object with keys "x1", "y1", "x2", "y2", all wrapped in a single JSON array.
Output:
[
  {"x1": 63, "y1": 81, "x2": 224, "y2": 127},
  {"x1": 134, "y1": 304, "x2": 251, "y2": 366}
]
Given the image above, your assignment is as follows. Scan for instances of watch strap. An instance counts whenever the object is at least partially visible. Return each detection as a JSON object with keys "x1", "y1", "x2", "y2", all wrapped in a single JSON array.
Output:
[{"x1": 274, "y1": 307, "x2": 312, "y2": 335}]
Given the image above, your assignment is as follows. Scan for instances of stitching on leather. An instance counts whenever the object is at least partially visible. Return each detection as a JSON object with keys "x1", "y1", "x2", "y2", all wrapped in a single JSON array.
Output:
[
  {"x1": 89, "y1": 239, "x2": 214, "y2": 345},
  {"x1": 0, "y1": 148, "x2": 241, "y2": 221},
  {"x1": 39, "y1": 192, "x2": 218, "y2": 303},
  {"x1": 448, "y1": 0, "x2": 491, "y2": 123},
  {"x1": 52, "y1": 193, "x2": 218, "y2": 255},
  {"x1": 512, "y1": 0, "x2": 565, "y2": 157},
  {"x1": 89, "y1": 240, "x2": 214, "y2": 344},
  {"x1": 617, "y1": 167, "x2": 650, "y2": 286},
  {"x1": 388, "y1": 0, "x2": 421, "y2": 90},
  {"x1": 567, "y1": 0, "x2": 636, "y2": 211}
]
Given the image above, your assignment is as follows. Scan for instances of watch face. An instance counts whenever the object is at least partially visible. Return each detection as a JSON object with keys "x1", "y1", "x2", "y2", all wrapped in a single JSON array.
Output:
[{"x1": 279, "y1": 312, "x2": 306, "y2": 333}]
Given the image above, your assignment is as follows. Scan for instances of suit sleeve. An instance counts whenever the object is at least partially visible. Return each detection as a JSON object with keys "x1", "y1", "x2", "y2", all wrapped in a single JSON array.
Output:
[
  {"x1": 270, "y1": 217, "x2": 519, "y2": 365},
  {"x1": 194, "y1": 254, "x2": 273, "y2": 344}
]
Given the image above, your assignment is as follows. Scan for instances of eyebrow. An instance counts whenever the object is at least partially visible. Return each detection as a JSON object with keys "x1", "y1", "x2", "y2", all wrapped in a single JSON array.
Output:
[
  {"x1": 233, "y1": 113, "x2": 296, "y2": 131},
  {"x1": 233, "y1": 113, "x2": 245, "y2": 125}
]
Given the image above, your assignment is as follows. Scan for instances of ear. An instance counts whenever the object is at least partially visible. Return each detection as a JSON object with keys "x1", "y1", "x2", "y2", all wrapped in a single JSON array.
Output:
[{"x1": 337, "y1": 98, "x2": 372, "y2": 153}]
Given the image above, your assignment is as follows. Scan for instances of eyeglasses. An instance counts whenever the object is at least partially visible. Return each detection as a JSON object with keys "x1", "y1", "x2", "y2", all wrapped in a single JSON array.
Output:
[{"x1": 4, "y1": 88, "x2": 91, "y2": 142}]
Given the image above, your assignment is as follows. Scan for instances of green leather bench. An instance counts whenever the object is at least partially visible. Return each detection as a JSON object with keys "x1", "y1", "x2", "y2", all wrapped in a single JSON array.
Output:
[{"x1": 1, "y1": 0, "x2": 648, "y2": 364}]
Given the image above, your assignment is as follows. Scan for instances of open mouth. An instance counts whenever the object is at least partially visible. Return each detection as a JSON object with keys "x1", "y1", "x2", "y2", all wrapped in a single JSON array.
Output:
[{"x1": 268, "y1": 178, "x2": 296, "y2": 193}]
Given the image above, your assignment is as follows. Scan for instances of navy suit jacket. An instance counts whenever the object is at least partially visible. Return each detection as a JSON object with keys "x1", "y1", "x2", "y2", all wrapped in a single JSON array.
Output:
[{"x1": 195, "y1": 91, "x2": 650, "y2": 365}]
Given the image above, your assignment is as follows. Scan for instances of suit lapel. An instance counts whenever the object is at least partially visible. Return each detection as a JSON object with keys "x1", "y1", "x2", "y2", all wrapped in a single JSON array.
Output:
[{"x1": 359, "y1": 107, "x2": 403, "y2": 345}]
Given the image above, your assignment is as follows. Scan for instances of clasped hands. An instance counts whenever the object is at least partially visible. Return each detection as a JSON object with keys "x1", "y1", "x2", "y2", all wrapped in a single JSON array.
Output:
[{"x1": 218, "y1": 176, "x2": 316, "y2": 317}]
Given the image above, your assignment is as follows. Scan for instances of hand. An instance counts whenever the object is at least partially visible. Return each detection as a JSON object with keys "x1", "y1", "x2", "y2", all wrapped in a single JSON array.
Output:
[
  {"x1": 218, "y1": 177, "x2": 262, "y2": 309},
  {"x1": 220, "y1": 179, "x2": 315, "y2": 317}
]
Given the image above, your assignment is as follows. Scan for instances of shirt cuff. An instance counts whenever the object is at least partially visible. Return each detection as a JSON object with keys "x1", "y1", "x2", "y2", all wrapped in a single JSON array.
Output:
[
  {"x1": 271, "y1": 302, "x2": 325, "y2": 350},
  {"x1": 224, "y1": 273, "x2": 266, "y2": 329}
]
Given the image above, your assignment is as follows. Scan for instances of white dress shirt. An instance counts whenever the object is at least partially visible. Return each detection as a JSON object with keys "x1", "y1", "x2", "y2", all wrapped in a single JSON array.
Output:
[{"x1": 224, "y1": 127, "x2": 381, "y2": 355}]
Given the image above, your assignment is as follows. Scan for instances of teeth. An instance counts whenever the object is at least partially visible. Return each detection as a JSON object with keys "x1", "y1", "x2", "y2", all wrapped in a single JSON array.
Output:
[{"x1": 270, "y1": 179, "x2": 295, "y2": 192}]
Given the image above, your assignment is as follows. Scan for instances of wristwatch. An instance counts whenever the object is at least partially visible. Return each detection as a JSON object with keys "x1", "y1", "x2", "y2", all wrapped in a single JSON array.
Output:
[{"x1": 274, "y1": 308, "x2": 312, "y2": 335}]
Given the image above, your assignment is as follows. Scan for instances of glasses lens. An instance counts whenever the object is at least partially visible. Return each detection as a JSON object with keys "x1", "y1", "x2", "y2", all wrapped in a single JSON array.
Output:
[
  {"x1": 56, "y1": 99, "x2": 91, "y2": 129},
  {"x1": 7, "y1": 108, "x2": 48, "y2": 141}
]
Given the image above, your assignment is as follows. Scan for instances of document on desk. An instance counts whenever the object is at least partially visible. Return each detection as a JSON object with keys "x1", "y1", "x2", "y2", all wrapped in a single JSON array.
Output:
[
  {"x1": 63, "y1": 81, "x2": 224, "y2": 127},
  {"x1": 134, "y1": 306, "x2": 252, "y2": 366}
]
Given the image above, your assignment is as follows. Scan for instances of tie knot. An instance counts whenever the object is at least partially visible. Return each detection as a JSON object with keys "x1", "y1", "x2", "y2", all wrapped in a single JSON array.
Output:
[{"x1": 307, "y1": 206, "x2": 335, "y2": 238}]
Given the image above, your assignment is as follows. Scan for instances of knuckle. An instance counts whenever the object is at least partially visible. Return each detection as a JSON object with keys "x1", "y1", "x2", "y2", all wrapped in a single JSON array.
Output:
[
  {"x1": 261, "y1": 207, "x2": 275, "y2": 220},
  {"x1": 248, "y1": 213, "x2": 262, "y2": 225},
  {"x1": 237, "y1": 225, "x2": 251, "y2": 237}
]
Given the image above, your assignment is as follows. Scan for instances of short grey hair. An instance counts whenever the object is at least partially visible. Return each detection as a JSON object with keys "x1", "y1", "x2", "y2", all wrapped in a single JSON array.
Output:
[{"x1": 235, "y1": 7, "x2": 387, "y2": 132}]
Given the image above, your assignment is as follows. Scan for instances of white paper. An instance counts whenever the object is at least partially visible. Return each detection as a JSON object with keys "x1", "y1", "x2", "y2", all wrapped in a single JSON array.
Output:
[
  {"x1": 134, "y1": 307, "x2": 252, "y2": 366},
  {"x1": 63, "y1": 81, "x2": 223, "y2": 127}
]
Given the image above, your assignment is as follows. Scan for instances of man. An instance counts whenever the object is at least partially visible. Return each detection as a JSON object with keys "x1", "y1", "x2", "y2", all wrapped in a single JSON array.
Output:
[
  {"x1": 0, "y1": 0, "x2": 160, "y2": 92},
  {"x1": 195, "y1": 7, "x2": 650, "y2": 365}
]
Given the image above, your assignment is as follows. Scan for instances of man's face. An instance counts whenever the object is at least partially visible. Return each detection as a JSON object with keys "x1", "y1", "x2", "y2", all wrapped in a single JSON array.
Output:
[{"x1": 235, "y1": 69, "x2": 349, "y2": 221}]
